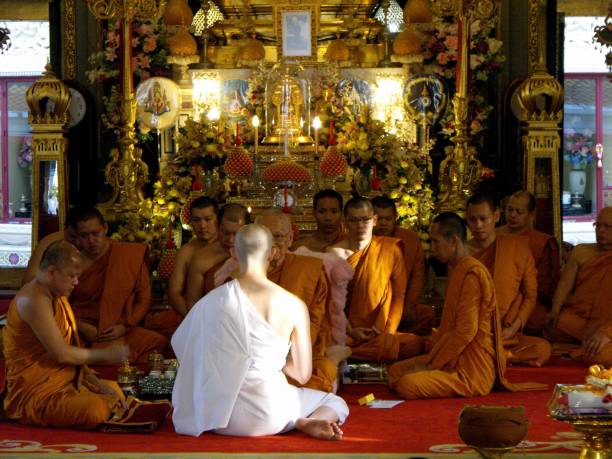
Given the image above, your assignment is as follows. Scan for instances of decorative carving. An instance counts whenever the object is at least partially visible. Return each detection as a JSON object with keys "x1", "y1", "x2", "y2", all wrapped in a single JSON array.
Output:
[
  {"x1": 434, "y1": 3, "x2": 502, "y2": 214},
  {"x1": 26, "y1": 64, "x2": 71, "y2": 249},
  {"x1": 86, "y1": 0, "x2": 166, "y2": 216},
  {"x1": 63, "y1": 0, "x2": 77, "y2": 79},
  {"x1": 516, "y1": 0, "x2": 563, "y2": 242}
]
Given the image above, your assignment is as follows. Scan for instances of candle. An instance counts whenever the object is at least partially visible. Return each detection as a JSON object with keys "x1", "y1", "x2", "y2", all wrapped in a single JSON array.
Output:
[
  {"x1": 313, "y1": 115, "x2": 321, "y2": 157},
  {"x1": 252, "y1": 115, "x2": 260, "y2": 157}
]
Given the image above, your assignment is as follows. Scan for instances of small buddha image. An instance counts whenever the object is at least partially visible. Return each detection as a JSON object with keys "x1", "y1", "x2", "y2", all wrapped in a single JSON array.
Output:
[
  {"x1": 271, "y1": 73, "x2": 303, "y2": 136},
  {"x1": 145, "y1": 81, "x2": 170, "y2": 116}
]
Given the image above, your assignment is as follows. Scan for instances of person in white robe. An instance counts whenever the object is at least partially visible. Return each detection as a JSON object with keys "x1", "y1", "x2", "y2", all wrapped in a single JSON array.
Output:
[{"x1": 171, "y1": 224, "x2": 349, "y2": 439}]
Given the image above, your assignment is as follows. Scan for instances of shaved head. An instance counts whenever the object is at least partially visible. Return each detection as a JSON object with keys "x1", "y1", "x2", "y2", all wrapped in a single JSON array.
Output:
[
  {"x1": 218, "y1": 203, "x2": 250, "y2": 224},
  {"x1": 256, "y1": 208, "x2": 292, "y2": 233},
  {"x1": 508, "y1": 190, "x2": 536, "y2": 212},
  {"x1": 234, "y1": 224, "x2": 273, "y2": 268},
  {"x1": 40, "y1": 240, "x2": 81, "y2": 271}
]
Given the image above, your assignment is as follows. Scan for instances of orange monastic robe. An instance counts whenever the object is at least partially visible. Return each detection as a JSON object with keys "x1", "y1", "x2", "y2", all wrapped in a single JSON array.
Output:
[
  {"x1": 346, "y1": 236, "x2": 423, "y2": 362},
  {"x1": 70, "y1": 242, "x2": 166, "y2": 362},
  {"x1": 393, "y1": 227, "x2": 429, "y2": 334},
  {"x1": 268, "y1": 253, "x2": 337, "y2": 392},
  {"x1": 388, "y1": 257, "x2": 547, "y2": 399},
  {"x1": 475, "y1": 234, "x2": 551, "y2": 366},
  {"x1": 510, "y1": 228, "x2": 560, "y2": 334},
  {"x1": 551, "y1": 250, "x2": 612, "y2": 365},
  {"x1": 1, "y1": 297, "x2": 123, "y2": 428}
]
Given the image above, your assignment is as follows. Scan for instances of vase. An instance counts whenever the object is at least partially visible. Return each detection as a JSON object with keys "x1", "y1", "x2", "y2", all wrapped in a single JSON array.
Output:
[{"x1": 568, "y1": 169, "x2": 586, "y2": 196}]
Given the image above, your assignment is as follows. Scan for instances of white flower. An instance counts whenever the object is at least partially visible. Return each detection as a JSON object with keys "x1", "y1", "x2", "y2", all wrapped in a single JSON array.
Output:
[
  {"x1": 470, "y1": 54, "x2": 485, "y2": 70},
  {"x1": 486, "y1": 38, "x2": 503, "y2": 54}
]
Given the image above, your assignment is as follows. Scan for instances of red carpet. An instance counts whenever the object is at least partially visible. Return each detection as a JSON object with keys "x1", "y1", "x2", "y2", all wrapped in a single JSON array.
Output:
[{"x1": 0, "y1": 356, "x2": 586, "y2": 457}]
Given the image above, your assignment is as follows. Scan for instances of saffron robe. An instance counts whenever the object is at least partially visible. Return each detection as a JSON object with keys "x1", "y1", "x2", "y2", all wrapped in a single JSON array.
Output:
[
  {"x1": 1, "y1": 297, "x2": 123, "y2": 428},
  {"x1": 345, "y1": 236, "x2": 423, "y2": 362},
  {"x1": 393, "y1": 227, "x2": 430, "y2": 334},
  {"x1": 70, "y1": 242, "x2": 166, "y2": 362},
  {"x1": 388, "y1": 257, "x2": 547, "y2": 399},
  {"x1": 518, "y1": 229, "x2": 561, "y2": 333},
  {"x1": 550, "y1": 250, "x2": 612, "y2": 365},
  {"x1": 268, "y1": 253, "x2": 336, "y2": 392},
  {"x1": 171, "y1": 280, "x2": 349, "y2": 437},
  {"x1": 475, "y1": 235, "x2": 551, "y2": 366}
]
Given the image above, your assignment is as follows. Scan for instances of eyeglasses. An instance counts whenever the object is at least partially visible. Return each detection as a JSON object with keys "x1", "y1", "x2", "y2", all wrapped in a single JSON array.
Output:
[
  {"x1": 593, "y1": 222, "x2": 612, "y2": 230},
  {"x1": 272, "y1": 232, "x2": 291, "y2": 241},
  {"x1": 346, "y1": 216, "x2": 374, "y2": 224}
]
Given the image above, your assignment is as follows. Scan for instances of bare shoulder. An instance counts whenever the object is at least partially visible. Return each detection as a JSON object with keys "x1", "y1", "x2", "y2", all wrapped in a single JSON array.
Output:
[
  {"x1": 190, "y1": 243, "x2": 223, "y2": 269},
  {"x1": 327, "y1": 241, "x2": 350, "y2": 259},
  {"x1": 14, "y1": 283, "x2": 51, "y2": 320}
]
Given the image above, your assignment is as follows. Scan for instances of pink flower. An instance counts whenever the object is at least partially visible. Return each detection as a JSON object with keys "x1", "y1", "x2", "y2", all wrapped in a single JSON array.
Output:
[
  {"x1": 136, "y1": 53, "x2": 151, "y2": 69},
  {"x1": 444, "y1": 35, "x2": 458, "y2": 50},
  {"x1": 143, "y1": 36, "x2": 157, "y2": 53},
  {"x1": 138, "y1": 24, "x2": 155, "y2": 36},
  {"x1": 106, "y1": 30, "x2": 120, "y2": 48},
  {"x1": 437, "y1": 52, "x2": 449, "y2": 65},
  {"x1": 105, "y1": 47, "x2": 118, "y2": 62}
]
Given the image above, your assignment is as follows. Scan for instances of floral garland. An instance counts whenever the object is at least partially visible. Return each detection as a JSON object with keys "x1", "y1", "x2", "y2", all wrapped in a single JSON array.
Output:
[
  {"x1": 87, "y1": 18, "x2": 170, "y2": 137},
  {"x1": 16, "y1": 137, "x2": 33, "y2": 168},
  {"x1": 422, "y1": 16, "x2": 505, "y2": 140}
]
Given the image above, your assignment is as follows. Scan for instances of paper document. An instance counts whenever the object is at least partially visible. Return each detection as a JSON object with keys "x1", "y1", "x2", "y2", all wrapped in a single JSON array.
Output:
[{"x1": 368, "y1": 400, "x2": 404, "y2": 409}]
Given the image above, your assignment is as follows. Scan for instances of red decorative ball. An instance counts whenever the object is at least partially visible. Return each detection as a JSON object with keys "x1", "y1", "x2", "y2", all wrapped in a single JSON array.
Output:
[
  {"x1": 224, "y1": 146, "x2": 254, "y2": 177},
  {"x1": 320, "y1": 146, "x2": 348, "y2": 177},
  {"x1": 263, "y1": 160, "x2": 311, "y2": 182},
  {"x1": 157, "y1": 248, "x2": 177, "y2": 281}
]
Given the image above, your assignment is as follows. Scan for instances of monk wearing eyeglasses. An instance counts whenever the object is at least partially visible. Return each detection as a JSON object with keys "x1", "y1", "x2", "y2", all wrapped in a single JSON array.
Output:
[
  {"x1": 546, "y1": 207, "x2": 612, "y2": 365},
  {"x1": 328, "y1": 197, "x2": 423, "y2": 362}
]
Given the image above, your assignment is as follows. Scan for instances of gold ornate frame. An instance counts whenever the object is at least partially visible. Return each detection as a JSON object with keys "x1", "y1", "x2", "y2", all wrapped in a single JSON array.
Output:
[
  {"x1": 62, "y1": 0, "x2": 77, "y2": 79},
  {"x1": 275, "y1": 3, "x2": 319, "y2": 63}
]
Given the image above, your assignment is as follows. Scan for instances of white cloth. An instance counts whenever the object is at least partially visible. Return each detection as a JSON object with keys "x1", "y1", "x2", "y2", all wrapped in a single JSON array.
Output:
[{"x1": 171, "y1": 279, "x2": 349, "y2": 437}]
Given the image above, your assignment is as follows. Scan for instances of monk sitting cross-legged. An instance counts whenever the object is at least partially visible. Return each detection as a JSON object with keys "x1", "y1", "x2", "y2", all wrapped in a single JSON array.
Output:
[
  {"x1": 172, "y1": 224, "x2": 349, "y2": 438},
  {"x1": 466, "y1": 193, "x2": 551, "y2": 367},
  {"x1": 145, "y1": 197, "x2": 219, "y2": 337},
  {"x1": 293, "y1": 189, "x2": 345, "y2": 252},
  {"x1": 497, "y1": 190, "x2": 560, "y2": 335},
  {"x1": 185, "y1": 203, "x2": 249, "y2": 308},
  {"x1": 328, "y1": 197, "x2": 423, "y2": 362},
  {"x1": 388, "y1": 213, "x2": 547, "y2": 399},
  {"x1": 69, "y1": 207, "x2": 166, "y2": 362},
  {"x1": 2, "y1": 240, "x2": 129, "y2": 428},
  {"x1": 547, "y1": 207, "x2": 612, "y2": 365},
  {"x1": 372, "y1": 196, "x2": 427, "y2": 335}
]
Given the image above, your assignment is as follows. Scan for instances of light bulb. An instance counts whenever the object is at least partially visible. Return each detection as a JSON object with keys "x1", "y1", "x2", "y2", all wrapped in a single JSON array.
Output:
[{"x1": 313, "y1": 116, "x2": 321, "y2": 130}]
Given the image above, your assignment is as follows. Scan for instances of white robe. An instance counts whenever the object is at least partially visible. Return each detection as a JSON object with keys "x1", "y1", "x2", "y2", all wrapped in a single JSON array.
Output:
[{"x1": 171, "y1": 280, "x2": 349, "y2": 437}]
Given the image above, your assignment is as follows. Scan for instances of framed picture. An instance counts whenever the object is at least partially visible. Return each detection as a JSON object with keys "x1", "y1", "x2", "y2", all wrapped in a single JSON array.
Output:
[{"x1": 275, "y1": 4, "x2": 318, "y2": 61}]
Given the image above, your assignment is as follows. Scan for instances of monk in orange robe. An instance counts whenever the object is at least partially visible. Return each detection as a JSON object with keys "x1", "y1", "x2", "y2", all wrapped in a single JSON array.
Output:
[
  {"x1": 372, "y1": 196, "x2": 427, "y2": 334},
  {"x1": 145, "y1": 197, "x2": 219, "y2": 336},
  {"x1": 69, "y1": 208, "x2": 166, "y2": 362},
  {"x1": 2, "y1": 241, "x2": 127, "y2": 428},
  {"x1": 21, "y1": 206, "x2": 82, "y2": 285},
  {"x1": 497, "y1": 191, "x2": 560, "y2": 334},
  {"x1": 185, "y1": 203, "x2": 249, "y2": 308},
  {"x1": 466, "y1": 193, "x2": 551, "y2": 367},
  {"x1": 293, "y1": 189, "x2": 344, "y2": 252},
  {"x1": 329, "y1": 197, "x2": 423, "y2": 362},
  {"x1": 547, "y1": 207, "x2": 612, "y2": 365},
  {"x1": 260, "y1": 210, "x2": 350, "y2": 392},
  {"x1": 389, "y1": 213, "x2": 546, "y2": 399}
]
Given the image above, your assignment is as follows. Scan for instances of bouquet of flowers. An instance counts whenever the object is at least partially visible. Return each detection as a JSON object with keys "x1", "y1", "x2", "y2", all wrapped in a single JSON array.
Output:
[
  {"x1": 564, "y1": 129, "x2": 595, "y2": 169},
  {"x1": 17, "y1": 138, "x2": 33, "y2": 168},
  {"x1": 422, "y1": 16, "x2": 505, "y2": 139}
]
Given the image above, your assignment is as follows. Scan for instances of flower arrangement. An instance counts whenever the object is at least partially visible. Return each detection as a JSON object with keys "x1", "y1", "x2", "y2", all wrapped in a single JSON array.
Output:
[
  {"x1": 175, "y1": 115, "x2": 227, "y2": 172},
  {"x1": 422, "y1": 16, "x2": 505, "y2": 139},
  {"x1": 564, "y1": 129, "x2": 595, "y2": 169},
  {"x1": 16, "y1": 137, "x2": 33, "y2": 168},
  {"x1": 87, "y1": 19, "x2": 170, "y2": 136}
]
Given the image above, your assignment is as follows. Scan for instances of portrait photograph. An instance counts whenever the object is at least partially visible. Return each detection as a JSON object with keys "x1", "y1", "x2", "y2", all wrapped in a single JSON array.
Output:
[{"x1": 281, "y1": 10, "x2": 312, "y2": 57}]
